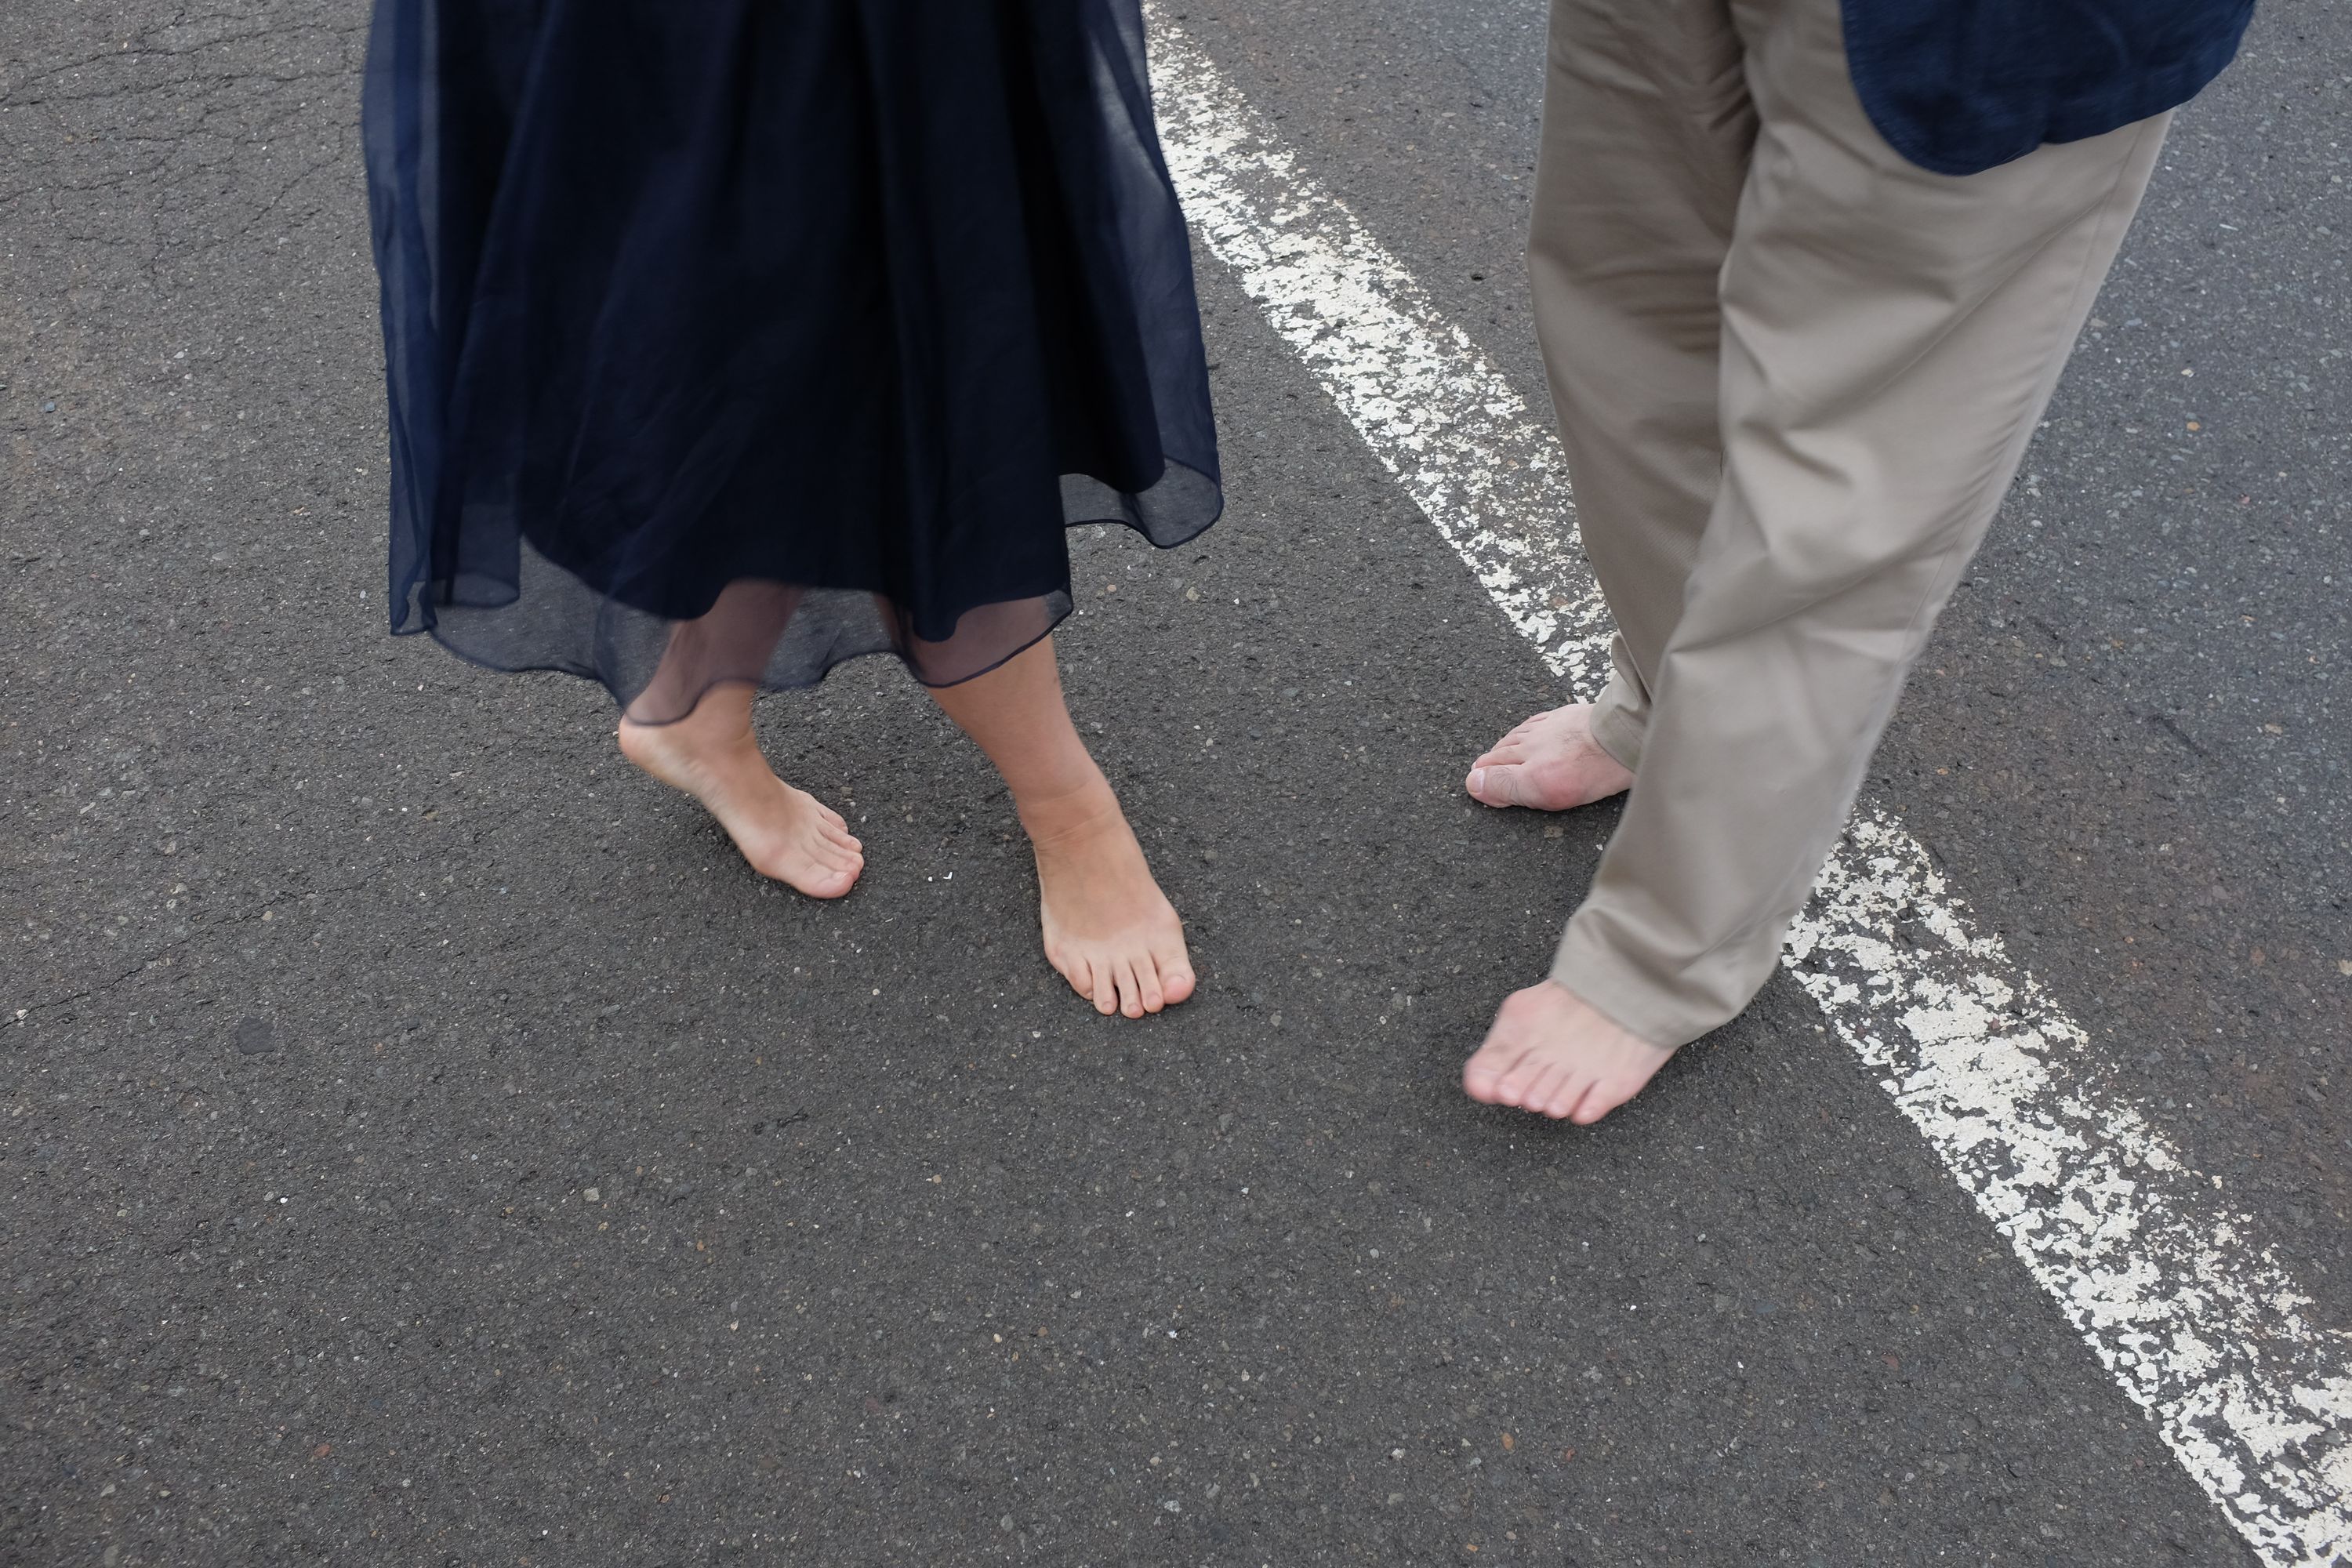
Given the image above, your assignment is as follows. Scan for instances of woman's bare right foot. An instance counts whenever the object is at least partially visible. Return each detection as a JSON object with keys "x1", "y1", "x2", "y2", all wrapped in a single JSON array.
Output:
[
  {"x1": 1020, "y1": 776, "x2": 1194, "y2": 1019},
  {"x1": 1465, "y1": 702, "x2": 1634, "y2": 811},
  {"x1": 617, "y1": 685, "x2": 863, "y2": 898}
]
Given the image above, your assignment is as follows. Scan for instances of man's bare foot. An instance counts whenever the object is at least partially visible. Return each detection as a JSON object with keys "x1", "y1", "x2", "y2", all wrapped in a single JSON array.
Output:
[
  {"x1": 1463, "y1": 979, "x2": 1673, "y2": 1124},
  {"x1": 616, "y1": 684, "x2": 863, "y2": 898},
  {"x1": 1020, "y1": 777, "x2": 1193, "y2": 1019},
  {"x1": 1465, "y1": 702, "x2": 1633, "y2": 811}
]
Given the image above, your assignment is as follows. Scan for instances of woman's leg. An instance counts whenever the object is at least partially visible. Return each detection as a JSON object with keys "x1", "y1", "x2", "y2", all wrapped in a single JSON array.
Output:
[
  {"x1": 927, "y1": 636, "x2": 1193, "y2": 1018},
  {"x1": 617, "y1": 583, "x2": 864, "y2": 898}
]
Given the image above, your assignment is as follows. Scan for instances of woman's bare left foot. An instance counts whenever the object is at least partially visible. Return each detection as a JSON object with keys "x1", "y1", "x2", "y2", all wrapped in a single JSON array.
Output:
[
  {"x1": 1463, "y1": 979, "x2": 1673, "y2": 1123},
  {"x1": 1020, "y1": 777, "x2": 1193, "y2": 1019},
  {"x1": 616, "y1": 686, "x2": 864, "y2": 899}
]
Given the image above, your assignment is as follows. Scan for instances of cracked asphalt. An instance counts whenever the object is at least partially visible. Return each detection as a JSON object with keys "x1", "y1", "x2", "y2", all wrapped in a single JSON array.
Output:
[{"x1": 3, "y1": 2, "x2": 2345, "y2": 1565}]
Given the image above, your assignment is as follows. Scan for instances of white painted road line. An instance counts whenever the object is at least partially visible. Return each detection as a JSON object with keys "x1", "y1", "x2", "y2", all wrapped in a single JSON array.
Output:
[{"x1": 1144, "y1": 13, "x2": 2352, "y2": 1566}]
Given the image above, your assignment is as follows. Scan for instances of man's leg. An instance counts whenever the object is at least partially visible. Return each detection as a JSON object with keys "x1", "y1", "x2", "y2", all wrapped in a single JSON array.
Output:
[
  {"x1": 1472, "y1": 0, "x2": 2170, "y2": 1116},
  {"x1": 1466, "y1": 0, "x2": 1753, "y2": 814}
]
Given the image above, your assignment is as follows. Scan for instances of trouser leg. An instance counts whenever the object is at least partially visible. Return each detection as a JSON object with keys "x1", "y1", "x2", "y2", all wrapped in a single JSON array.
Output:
[
  {"x1": 1551, "y1": 0, "x2": 2169, "y2": 1047},
  {"x1": 1528, "y1": 0, "x2": 1755, "y2": 771}
]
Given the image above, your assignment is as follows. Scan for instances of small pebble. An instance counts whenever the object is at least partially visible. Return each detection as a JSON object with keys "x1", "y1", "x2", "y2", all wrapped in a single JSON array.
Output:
[{"x1": 583, "y1": 1187, "x2": 600, "y2": 1203}]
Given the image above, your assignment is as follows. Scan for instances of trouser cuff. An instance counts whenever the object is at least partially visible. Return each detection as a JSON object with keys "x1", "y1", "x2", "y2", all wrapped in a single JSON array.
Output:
[
  {"x1": 1587, "y1": 692, "x2": 1647, "y2": 775},
  {"x1": 1549, "y1": 908, "x2": 1730, "y2": 1051}
]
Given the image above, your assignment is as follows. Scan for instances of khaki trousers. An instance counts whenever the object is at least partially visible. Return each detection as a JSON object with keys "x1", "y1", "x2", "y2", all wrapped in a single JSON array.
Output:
[{"x1": 1534, "y1": 0, "x2": 2169, "y2": 1047}]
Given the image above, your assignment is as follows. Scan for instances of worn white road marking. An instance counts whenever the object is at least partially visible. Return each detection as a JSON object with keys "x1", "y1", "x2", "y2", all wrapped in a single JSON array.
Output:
[{"x1": 1145, "y1": 13, "x2": 2352, "y2": 1566}]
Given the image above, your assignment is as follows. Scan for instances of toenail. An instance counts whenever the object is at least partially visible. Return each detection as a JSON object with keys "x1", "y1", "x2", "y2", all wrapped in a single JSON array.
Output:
[{"x1": 1468, "y1": 769, "x2": 1485, "y2": 793}]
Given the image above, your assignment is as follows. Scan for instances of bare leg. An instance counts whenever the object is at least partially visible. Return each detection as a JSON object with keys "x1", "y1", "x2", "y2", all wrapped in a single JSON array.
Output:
[
  {"x1": 626, "y1": 579, "x2": 803, "y2": 726},
  {"x1": 1461, "y1": 979, "x2": 1672, "y2": 1123},
  {"x1": 617, "y1": 583, "x2": 862, "y2": 898},
  {"x1": 927, "y1": 637, "x2": 1192, "y2": 1018}
]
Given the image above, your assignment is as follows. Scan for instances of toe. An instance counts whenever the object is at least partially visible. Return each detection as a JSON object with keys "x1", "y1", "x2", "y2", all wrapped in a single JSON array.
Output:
[
  {"x1": 1575, "y1": 1060, "x2": 1657, "y2": 1124},
  {"x1": 1088, "y1": 959, "x2": 1119, "y2": 1016},
  {"x1": 1160, "y1": 959, "x2": 1197, "y2": 1006},
  {"x1": 1567, "y1": 1066, "x2": 1644, "y2": 1123},
  {"x1": 1112, "y1": 957, "x2": 1145, "y2": 1019},
  {"x1": 801, "y1": 855, "x2": 859, "y2": 898},
  {"x1": 1466, "y1": 764, "x2": 1520, "y2": 807},
  {"x1": 1461, "y1": 1050, "x2": 1506, "y2": 1100},
  {"x1": 1462, "y1": 1040, "x2": 1526, "y2": 1103},
  {"x1": 1135, "y1": 956, "x2": 1167, "y2": 1015},
  {"x1": 1494, "y1": 1056, "x2": 1552, "y2": 1108},
  {"x1": 1519, "y1": 1057, "x2": 1576, "y2": 1119},
  {"x1": 1540, "y1": 1071, "x2": 1591, "y2": 1120}
]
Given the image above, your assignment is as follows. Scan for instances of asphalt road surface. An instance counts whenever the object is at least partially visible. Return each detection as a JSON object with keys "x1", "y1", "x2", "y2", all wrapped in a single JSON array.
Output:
[{"x1": 4, "y1": 3, "x2": 2347, "y2": 1566}]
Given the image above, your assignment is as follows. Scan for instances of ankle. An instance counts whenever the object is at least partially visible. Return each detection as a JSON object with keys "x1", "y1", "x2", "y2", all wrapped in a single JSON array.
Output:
[
  {"x1": 1013, "y1": 771, "x2": 1123, "y2": 848},
  {"x1": 628, "y1": 684, "x2": 753, "y2": 746}
]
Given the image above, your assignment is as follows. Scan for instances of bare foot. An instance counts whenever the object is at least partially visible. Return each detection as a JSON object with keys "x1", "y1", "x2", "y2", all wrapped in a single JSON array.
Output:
[
  {"x1": 1465, "y1": 702, "x2": 1633, "y2": 811},
  {"x1": 616, "y1": 684, "x2": 863, "y2": 898},
  {"x1": 1021, "y1": 777, "x2": 1193, "y2": 1019},
  {"x1": 1462, "y1": 979, "x2": 1673, "y2": 1124}
]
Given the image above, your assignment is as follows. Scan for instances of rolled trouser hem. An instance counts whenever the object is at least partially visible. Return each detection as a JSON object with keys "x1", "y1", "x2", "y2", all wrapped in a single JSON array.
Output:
[
  {"x1": 1549, "y1": 914, "x2": 1751, "y2": 1051},
  {"x1": 1587, "y1": 692, "x2": 1647, "y2": 775}
]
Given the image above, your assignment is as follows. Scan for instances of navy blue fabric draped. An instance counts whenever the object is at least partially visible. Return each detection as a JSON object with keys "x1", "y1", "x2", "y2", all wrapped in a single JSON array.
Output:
[{"x1": 362, "y1": 0, "x2": 1221, "y2": 719}]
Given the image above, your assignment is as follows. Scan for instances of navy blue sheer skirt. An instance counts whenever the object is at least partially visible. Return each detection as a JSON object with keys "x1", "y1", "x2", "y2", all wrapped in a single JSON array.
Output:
[{"x1": 361, "y1": 0, "x2": 1221, "y2": 720}]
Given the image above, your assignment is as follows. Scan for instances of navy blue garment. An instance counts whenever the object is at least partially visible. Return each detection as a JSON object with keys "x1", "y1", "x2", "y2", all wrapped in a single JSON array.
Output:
[
  {"x1": 362, "y1": 0, "x2": 1221, "y2": 719},
  {"x1": 1842, "y1": 0, "x2": 2255, "y2": 176}
]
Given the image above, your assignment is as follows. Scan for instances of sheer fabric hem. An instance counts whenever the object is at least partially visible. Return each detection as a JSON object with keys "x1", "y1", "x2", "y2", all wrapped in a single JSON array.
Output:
[{"x1": 396, "y1": 458, "x2": 1221, "y2": 722}]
